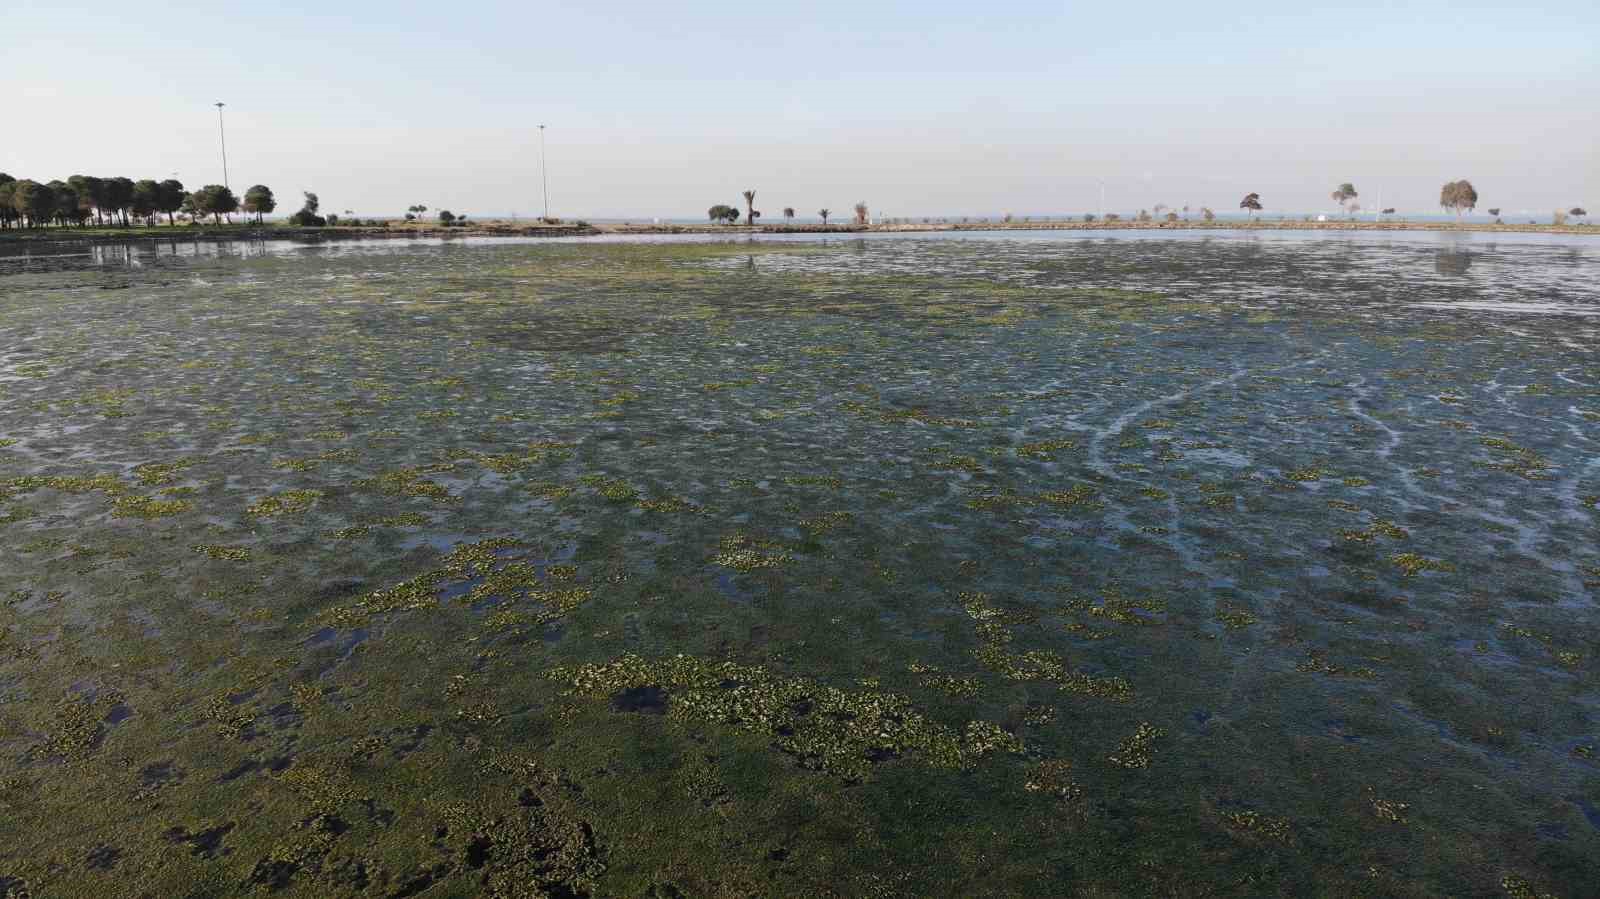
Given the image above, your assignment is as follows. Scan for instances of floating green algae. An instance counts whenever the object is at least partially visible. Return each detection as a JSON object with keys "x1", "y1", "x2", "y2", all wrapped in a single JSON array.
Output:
[{"x1": 0, "y1": 232, "x2": 1597, "y2": 896}]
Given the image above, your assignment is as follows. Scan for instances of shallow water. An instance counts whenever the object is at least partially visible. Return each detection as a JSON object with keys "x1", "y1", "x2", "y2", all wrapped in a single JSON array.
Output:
[{"x1": 1, "y1": 232, "x2": 1597, "y2": 897}]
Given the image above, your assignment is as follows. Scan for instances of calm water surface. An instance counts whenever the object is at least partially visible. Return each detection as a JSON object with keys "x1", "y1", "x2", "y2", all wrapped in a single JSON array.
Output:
[{"x1": 1, "y1": 231, "x2": 1597, "y2": 897}]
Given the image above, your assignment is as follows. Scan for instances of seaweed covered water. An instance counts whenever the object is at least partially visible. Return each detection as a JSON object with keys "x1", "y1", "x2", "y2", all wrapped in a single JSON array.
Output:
[{"x1": 0, "y1": 231, "x2": 1597, "y2": 897}]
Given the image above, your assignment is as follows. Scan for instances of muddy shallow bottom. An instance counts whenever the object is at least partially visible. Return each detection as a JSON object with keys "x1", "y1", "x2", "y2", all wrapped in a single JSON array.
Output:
[{"x1": 1, "y1": 232, "x2": 1597, "y2": 897}]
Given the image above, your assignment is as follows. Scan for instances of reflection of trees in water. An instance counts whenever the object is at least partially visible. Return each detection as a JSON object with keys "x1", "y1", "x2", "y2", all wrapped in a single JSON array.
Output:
[
  {"x1": 1327, "y1": 239, "x2": 1358, "y2": 276},
  {"x1": 1435, "y1": 249, "x2": 1473, "y2": 277},
  {"x1": 81, "y1": 238, "x2": 272, "y2": 268}
]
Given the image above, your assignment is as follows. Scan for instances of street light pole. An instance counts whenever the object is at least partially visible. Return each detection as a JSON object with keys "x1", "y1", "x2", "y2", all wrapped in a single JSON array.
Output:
[
  {"x1": 215, "y1": 102, "x2": 230, "y2": 190},
  {"x1": 538, "y1": 125, "x2": 549, "y2": 221}
]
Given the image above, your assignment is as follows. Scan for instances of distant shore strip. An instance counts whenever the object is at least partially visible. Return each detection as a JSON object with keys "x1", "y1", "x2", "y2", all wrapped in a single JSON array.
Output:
[{"x1": 1, "y1": 219, "x2": 1596, "y2": 246}]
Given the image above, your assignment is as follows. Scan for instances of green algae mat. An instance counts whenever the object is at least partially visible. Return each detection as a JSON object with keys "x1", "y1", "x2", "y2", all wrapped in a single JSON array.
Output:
[{"x1": 1, "y1": 232, "x2": 1598, "y2": 897}]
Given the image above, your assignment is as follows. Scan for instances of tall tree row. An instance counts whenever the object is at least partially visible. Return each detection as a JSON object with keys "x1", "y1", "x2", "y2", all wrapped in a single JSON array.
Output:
[{"x1": 0, "y1": 170, "x2": 271, "y2": 229}]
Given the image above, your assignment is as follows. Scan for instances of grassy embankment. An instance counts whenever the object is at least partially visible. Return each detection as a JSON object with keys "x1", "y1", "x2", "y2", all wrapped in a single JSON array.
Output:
[
  {"x1": 0, "y1": 220, "x2": 596, "y2": 243},
  {"x1": 3, "y1": 218, "x2": 1596, "y2": 244},
  {"x1": 603, "y1": 219, "x2": 1600, "y2": 236}
]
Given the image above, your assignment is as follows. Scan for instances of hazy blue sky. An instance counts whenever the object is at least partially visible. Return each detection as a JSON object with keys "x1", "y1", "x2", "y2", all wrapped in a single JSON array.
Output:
[{"x1": 5, "y1": 0, "x2": 1596, "y2": 219}]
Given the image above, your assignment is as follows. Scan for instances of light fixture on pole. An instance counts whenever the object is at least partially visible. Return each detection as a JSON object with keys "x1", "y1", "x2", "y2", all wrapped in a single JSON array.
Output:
[
  {"x1": 538, "y1": 125, "x2": 549, "y2": 221},
  {"x1": 215, "y1": 102, "x2": 230, "y2": 190}
]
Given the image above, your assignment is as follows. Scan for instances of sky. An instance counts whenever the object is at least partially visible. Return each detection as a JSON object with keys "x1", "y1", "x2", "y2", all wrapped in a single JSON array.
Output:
[{"x1": 3, "y1": 0, "x2": 1596, "y2": 220}]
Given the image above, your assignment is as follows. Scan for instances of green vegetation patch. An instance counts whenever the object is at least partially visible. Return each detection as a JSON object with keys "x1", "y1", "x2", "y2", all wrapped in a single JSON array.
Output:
[
  {"x1": 246, "y1": 489, "x2": 323, "y2": 516},
  {"x1": 556, "y1": 653, "x2": 1024, "y2": 780},
  {"x1": 111, "y1": 493, "x2": 192, "y2": 519}
]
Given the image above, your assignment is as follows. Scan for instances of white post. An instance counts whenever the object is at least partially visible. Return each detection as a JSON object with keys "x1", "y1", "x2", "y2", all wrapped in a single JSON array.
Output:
[
  {"x1": 538, "y1": 125, "x2": 549, "y2": 220},
  {"x1": 215, "y1": 102, "x2": 229, "y2": 190}
]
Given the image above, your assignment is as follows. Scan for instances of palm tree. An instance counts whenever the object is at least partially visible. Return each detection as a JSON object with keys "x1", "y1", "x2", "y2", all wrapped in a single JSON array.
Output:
[
  {"x1": 818, "y1": 208, "x2": 830, "y2": 226},
  {"x1": 742, "y1": 189, "x2": 756, "y2": 226},
  {"x1": 783, "y1": 207, "x2": 795, "y2": 226}
]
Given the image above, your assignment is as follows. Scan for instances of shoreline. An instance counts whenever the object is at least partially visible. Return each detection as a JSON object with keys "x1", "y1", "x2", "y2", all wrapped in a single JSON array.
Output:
[
  {"x1": 1, "y1": 218, "x2": 1595, "y2": 247},
  {"x1": 603, "y1": 219, "x2": 1600, "y2": 237}
]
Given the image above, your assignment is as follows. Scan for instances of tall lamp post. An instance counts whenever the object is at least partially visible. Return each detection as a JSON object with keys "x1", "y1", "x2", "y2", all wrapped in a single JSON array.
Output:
[
  {"x1": 538, "y1": 124, "x2": 549, "y2": 221},
  {"x1": 215, "y1": 102, "x2": 230, "y2": 190}
]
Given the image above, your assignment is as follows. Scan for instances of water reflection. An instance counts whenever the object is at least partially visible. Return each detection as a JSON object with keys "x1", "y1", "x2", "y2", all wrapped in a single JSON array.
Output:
[
  {"x1": 1435, "y1": 249, "x2": 1473, "y2": 277},
  {"x1": 0, "y1": 237, "x2": 279, "y2": 271},
  {"x1": 0, "y1": 227, "x2": 1593, "y2": 277}
]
